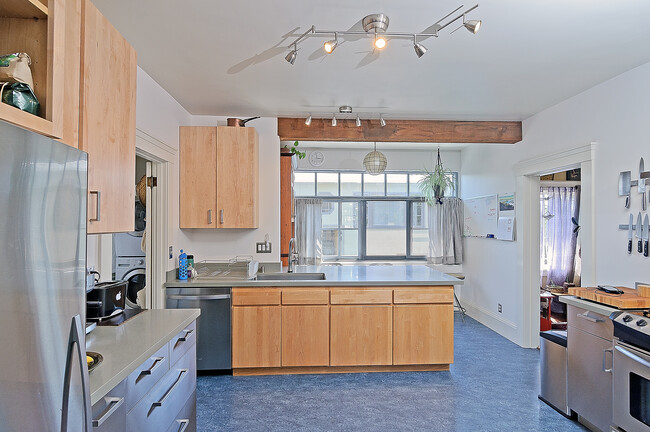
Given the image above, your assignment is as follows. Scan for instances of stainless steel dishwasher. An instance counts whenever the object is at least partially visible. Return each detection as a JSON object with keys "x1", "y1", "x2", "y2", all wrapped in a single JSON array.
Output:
[{"x1": 166, "y1": 286, "x2": 231, "y2": 371}]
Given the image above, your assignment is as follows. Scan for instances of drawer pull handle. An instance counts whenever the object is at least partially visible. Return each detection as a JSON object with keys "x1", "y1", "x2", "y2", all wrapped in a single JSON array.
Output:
[
  {"x1": 178, "y1": 329, "x2": 194, "y2": 342},
  {"x1": 208, "y1": 209, "x2": 213, "y2": 224},
  {"x1": 92, "y1": 397, "x2": 124, "y2": 427},
  {"x1": 576, "y1": 313, "x2": 604, "y2": 323},
  {"x1": 176, "y1": 419, "x2": 190, "y2": 432},
  {"x1": 152, "y1": 369, "x2": 188, "y2": 408},
  {"x1": 140, "y1": 357, "x2": 164, "y2": 376},
  {"x1": 89, "y1": 191, "x2": 101, "y2": 222},
  {"x1": 220, "y1": 209, "x2": 224, "y2": 224}
]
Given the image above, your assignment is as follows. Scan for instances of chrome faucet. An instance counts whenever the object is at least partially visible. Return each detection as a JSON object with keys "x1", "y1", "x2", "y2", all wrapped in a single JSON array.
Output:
[{"x1": 288, "y1": 237, "x2": 299, "y2": 273}]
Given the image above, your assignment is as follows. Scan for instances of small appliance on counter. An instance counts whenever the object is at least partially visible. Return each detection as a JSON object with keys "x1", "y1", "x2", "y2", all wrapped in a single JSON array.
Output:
[{"x1": 86, "y1": 280, "x2": 127, "y2": 320}]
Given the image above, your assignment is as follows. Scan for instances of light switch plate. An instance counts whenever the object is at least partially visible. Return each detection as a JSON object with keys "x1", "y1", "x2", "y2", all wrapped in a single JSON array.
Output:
[{"x1": 256, "y1": 242, "x2": 272, "y2": 253}]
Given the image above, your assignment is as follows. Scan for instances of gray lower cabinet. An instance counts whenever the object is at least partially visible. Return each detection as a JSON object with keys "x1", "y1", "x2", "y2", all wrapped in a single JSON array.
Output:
[
  {"x1": 567, "y1": 305, "x2": 613, "y2": 432},
  {"x1": 92, "y1": 380, "x2": 127, "y2": 432},
  {"x1": 93, "y1": 320, "x2": 197, "y2": 432}
]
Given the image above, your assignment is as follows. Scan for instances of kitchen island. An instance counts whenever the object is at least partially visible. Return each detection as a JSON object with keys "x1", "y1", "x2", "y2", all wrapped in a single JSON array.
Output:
[{"x1": 166, "y1": 264, "x2": 462, "y2": 376}]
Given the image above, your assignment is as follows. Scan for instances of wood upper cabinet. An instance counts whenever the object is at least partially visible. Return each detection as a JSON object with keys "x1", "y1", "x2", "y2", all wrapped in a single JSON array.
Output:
[
  {"x1": 393, "y1": 304, "x2": 454, "y2": 365},
  {"x1": 0, "y1": 0, "x2": 66, "y2": 138},
  {"x1": 282, "y1": 306, "x2": 329, "y2": 367},
  {"x1": 80, "y1": 0, "x2": 136, "y2": 233},
  {"x1": 179, "y1": 127, "x2": 217, "y2": 228},
  {"x1": 179, "y1": 126, "x2": 259, "y2": 229},
  {"x1": 232, "y1": 306, "x2": 281, "y2": 368},
  {"x1": 330, "y1": 305, "x2": 392, "y2": 366}
]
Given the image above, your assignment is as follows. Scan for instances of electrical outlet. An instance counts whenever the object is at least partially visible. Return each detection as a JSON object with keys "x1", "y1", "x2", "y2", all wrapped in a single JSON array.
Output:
[
  {"x1": 498, "y1": 304, "x2": 502, "y2": 313},
  {"x1": 256, "y1": 242, "x2": 272, "y2": 253},
  {"x1": 169, "y1": 246, "x2": 173, "y2": 259}
]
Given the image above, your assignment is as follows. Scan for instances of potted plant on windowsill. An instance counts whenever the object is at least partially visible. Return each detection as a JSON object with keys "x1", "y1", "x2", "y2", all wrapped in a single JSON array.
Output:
[{"x1": 418, "y1": 148, "x2": 455, "y2": 205}]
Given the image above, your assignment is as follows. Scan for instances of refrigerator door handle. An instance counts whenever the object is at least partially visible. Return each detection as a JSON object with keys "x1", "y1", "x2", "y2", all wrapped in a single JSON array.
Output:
[{"x1": 61, "y1": 315, "x2": 93, "y2": 432}]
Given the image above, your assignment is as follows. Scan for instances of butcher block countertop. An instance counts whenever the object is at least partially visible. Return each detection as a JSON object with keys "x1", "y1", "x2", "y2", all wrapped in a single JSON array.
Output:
[{"x1": 568, "y1": 286, "x2": 650, "y2": 309}]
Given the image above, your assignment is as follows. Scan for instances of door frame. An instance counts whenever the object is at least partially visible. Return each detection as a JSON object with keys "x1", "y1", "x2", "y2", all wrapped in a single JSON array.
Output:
[
  {"x1": 515, "y1": 143, "x2": 596, "y2": 348},
  {"x1": 135, "y1": 129, "x2": 175, "y2": 309}
]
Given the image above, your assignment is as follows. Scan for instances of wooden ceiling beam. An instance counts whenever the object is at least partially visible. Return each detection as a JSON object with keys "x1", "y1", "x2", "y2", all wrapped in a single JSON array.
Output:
[{"x1": 277, "y1": 118, "x2": 522, "y2": 144}]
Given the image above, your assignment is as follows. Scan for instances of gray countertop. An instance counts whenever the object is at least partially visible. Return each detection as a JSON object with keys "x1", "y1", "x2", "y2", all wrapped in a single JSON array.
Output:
[
  {"x1": 558, "y1": 295, "x2": 619, "y2": 317},
  {"x1": 86, "y1": 309, "x2": 200, "y2": 405},
  {"x1": 164, "y1": 264, "x2": 463, "y2": 288}
]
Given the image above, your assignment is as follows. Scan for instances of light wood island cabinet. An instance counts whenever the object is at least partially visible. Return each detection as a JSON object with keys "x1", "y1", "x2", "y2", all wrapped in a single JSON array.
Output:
[
  {"x1": 180, "y1": 126, "x2": 259, "y2": 229},
  {"x1": 232, "y1": 285, "x2": 454, "y2": 375}
]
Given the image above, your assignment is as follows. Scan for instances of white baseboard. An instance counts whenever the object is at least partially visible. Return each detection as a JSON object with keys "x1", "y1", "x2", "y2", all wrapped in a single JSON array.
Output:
[{"x1": 460, "y1": 300, "x2": 521, "y2": 346}]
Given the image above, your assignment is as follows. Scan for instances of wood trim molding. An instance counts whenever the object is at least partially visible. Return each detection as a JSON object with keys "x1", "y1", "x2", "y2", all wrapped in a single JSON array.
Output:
[{"x1": 277, "y1": 117, "x2": 522, "y2": 144}]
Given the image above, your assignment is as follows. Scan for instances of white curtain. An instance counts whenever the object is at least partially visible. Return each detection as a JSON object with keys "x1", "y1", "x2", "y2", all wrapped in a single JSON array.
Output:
[
  {"x1": 428, "y1": 197, "x2": 464, "y2": 264},
  {"x1": 295, "y1": 198, "x2": 323, "y2": 265},
  {"x1": 541, "y1": 186, "x2": 580, "y2": 286}
]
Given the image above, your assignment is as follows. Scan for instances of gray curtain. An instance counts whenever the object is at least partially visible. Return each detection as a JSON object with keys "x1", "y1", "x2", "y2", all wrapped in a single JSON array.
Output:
[
  {"x1": 540, "y1": 186, "x2": 580, "y2": 286},
  {"x1": 428, "y1": 197, "x2": 464, "y2": 264},
  {"x1": 295, "y1": 198, "x2": 323, "y2": 265}
]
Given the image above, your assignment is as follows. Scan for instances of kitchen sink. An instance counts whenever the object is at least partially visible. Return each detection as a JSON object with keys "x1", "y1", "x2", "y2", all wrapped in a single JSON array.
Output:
[{"x1": 255, "y1": 272, "x2": 326, "y2": 281}]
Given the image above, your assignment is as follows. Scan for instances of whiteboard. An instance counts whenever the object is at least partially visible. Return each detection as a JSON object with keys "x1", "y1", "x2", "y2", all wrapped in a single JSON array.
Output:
[{"x1": 463, "y1": 195, "x2": 498, "y2": 237}]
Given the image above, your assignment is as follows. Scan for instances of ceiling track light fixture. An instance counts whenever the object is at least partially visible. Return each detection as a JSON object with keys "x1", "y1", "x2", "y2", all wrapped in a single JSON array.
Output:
[
  {"x1": 301, "y1": 106, "x2": 387, "y2": 128},
  {"x1": 284, "y1": 4, "x2": 480, "y2": 64}
]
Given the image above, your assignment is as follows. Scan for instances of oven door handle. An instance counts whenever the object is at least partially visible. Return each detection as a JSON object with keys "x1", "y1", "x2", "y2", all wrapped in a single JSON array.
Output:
[
  {"x1": 167, "y1": 294, "x2": 230, "y2": 301},
  {"x1": 615, "y1": 344, "x2": 650, "y2": 368}
]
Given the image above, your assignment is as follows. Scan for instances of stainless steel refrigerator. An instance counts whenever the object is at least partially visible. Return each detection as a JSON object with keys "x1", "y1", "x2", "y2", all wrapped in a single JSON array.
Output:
[{"x1": 0, "y1": 120, "x2": 92, "y2": 431}]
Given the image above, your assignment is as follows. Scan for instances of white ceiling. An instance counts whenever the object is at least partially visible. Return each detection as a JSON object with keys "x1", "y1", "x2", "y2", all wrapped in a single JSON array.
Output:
[{"x1": 92, "y1": 0, "x2": 650, "y2": 121}]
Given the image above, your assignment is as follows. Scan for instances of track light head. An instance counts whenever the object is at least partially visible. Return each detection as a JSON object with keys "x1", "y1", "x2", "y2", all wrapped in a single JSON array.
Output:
[
  {"x1": 324, "y1": 33, "x2": 339, "y2": 54},
  {"x1": 464, "y1": 19, "x2": 481, "y2": 34},
  {"x1": 285, "y1": 49, "x2": 297, "y2": 64},
  {"x1": 379, "y1": 115, "x2": 386, "y2": 127},
  {"x1": 413, "y1": 36, "x2": 427, "y2": 58},
  {"x1": 305, "y1": 114, "x2": 312, "y2": 126},
  {"x1": 356, "y1": 115, "x2": 361, "y2": 127},
  {"x1": 374, "y1": 35, "x2": 386, "y2": 50},
  {"x1": 332, "y1": 115, "x2": 337, "y2": 127}
]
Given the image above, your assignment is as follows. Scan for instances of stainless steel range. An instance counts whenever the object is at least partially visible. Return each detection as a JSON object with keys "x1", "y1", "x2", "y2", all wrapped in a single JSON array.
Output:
[{"x1": 610, "y1": 309, "x2": 650, "y2": 432}]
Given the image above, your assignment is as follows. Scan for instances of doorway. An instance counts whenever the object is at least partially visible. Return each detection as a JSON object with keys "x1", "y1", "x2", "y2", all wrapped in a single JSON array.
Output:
[{"x1": 539, "y1": 168, "x2": 582, "y2": 332}]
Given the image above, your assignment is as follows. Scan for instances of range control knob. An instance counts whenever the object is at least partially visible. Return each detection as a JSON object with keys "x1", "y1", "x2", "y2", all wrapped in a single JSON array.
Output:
[
  {"x1": 623, "y1": 315, "x2": 634, "y2": 323},
  {"x1": 637, "y1": 319, "x2": 648, "y2": 327}
]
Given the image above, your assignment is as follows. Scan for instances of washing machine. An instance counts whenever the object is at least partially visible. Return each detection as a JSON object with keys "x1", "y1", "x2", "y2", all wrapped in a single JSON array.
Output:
[{"x1": 113, "y1": 200, "x2": 146, "y2": 307}]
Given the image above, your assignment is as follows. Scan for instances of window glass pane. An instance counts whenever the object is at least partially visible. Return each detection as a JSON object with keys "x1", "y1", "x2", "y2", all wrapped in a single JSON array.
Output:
[
  {"x1": 446, "y1": 172, "x2": 458, "y2": 197},
  {"x1": 341, "y1": 202, "x2": 358, "y2": 228},
  {"x1": 322, "y1": 230, "x2": 339, "y2": 256},
  {"x1": 411, "y1": 202, "x2": 429, "y2": 228},
  {"x1": 386, "y1": 174, "x2": 408, "y2": 196},
  {"x1": 341, "y1": 230, "x2": 359, "y2": 257},
  {"x1": 294, "y1": 172, "x2": 315, "y2": 196},
  {"x1": 317, "y1": 172, "x2": 339, "y2": 196},
  {"x1": 363, "y1": 173, "x2": 385, "y2": 196},
  {"x1": 321, "y1": 201, "x2": 339, "y2": 229},
  {"x1": 409, "y1": 174, "x2": 424, "y2": 197},
  {"x1": 340, "y1": 173, "x2": 362, "y2": 196},
  {"x1": 366, "y1": 201, "x2": 406, "y2": 255},
  {"x1": 411, "y1": 230, "x2": 429, "y2": 256}
]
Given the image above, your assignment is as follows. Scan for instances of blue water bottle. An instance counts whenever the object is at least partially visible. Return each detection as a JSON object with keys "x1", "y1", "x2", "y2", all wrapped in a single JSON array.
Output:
[{"x1": 178, "y1": 249, "x2": 188, "y2": 280}]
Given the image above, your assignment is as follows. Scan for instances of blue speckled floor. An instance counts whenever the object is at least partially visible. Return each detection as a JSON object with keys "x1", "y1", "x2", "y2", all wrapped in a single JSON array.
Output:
[{"x1": 196, "y1": 315, "x2": 587, "y2": 432}]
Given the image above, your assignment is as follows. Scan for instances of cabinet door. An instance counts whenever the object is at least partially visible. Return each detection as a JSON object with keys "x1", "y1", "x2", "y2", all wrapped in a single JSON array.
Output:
[
  {"x1": 567, "y1": 326, "x2": 613, "y2": 432},
  {"x1": 330, "y1": 305, "x2": 392, "y2": 366},
  {"x1": 232, "y1": 306, "x2": 281, "y2": 368},
  {"x1": 282, "y1": 306, "x2": 329, "y2": 367},
  {"x1": 393, "y1": 305, "x2": 454, "y2": 365},
  {"x1": 80, "y1": 0, "x2": 136, "y2": 233},
  {"x1": 216, "y1": 127, "x2": 258, "y2": 228},
  {"x1": 179, "y1": 127, "x2": 217, "y2": 228}
]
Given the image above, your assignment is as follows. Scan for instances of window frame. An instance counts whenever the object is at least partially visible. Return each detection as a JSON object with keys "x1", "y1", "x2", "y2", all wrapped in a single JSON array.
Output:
[{"x1": 295, "y1": 169, "x2": 458, "y2": 261}]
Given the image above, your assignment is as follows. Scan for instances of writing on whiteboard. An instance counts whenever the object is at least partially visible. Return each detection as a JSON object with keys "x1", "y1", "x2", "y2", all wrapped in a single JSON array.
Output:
[{"x1": 463, "y1": 195, "x2": 498, "y2": 237}]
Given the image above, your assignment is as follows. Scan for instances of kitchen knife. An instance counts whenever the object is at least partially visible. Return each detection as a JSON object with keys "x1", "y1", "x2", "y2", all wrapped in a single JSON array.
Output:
[
  {"x1": 628, "y1": 213, "x2": 634, "y2": 254},
  {"x1": 643, "y1": 213, "x2": 650, "y2": 257},
  {"x1": 619, "y1": 171, "x2": 632, "y2": 208},
  {"x1": 637, "y1": 212, "x2": 643, "y2": 253},
  {"x1": 640, "y1": 158, "x2": 647, "y2": 211}
]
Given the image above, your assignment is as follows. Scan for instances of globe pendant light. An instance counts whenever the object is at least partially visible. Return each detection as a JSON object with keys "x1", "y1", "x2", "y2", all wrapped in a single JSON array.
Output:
[{"x1": 363, "y1": 142, "x2": 387, "y2": 175}]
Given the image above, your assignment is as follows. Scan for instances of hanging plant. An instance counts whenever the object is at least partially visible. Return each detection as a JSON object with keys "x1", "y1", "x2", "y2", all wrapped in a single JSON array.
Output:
[
  {"x1": 283, "y1": 140, "x2": 306, "y2": 159},
  {"x1": 418, "y1": 148, "x2": 455, "y2": 205}
]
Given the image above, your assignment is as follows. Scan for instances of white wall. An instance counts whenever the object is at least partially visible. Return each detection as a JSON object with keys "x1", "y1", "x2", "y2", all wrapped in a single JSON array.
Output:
[
  {"x1": 295, "y1": 147, "x2": 462, "y2": 174},
  {"x1": 460, "y1": 61, "x2": 650, "y2": 345}
]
